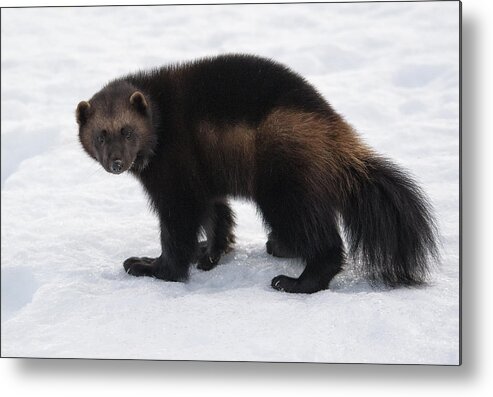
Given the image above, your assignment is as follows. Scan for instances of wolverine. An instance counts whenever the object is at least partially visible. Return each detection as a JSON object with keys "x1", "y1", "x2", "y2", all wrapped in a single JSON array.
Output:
[{"x1": 76, "y1": 54, "x2": 438, "y2": 293}]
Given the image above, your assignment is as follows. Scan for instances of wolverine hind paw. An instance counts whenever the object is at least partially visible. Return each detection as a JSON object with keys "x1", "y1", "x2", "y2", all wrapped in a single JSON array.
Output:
[{"x1": 271, "y1": 275, "x2": 326, "y2": 294}]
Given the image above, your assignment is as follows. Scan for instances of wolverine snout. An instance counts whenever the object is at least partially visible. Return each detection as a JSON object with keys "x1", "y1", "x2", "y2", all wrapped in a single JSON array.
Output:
[{"x1": 110, "y1": 159, "x2": 124, "y2": 174}]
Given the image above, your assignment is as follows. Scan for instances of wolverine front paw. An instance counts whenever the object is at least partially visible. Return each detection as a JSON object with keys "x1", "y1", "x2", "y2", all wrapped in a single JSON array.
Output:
[
  {"x1": 194, "y1": 240, "x2": 222, "y2": 271},
  {"x1": 197, "y1": 252, "x2": 220, "y2": 271},
  {"x1": 123, "y1": 256, "x2": 158, "y2": 277}
]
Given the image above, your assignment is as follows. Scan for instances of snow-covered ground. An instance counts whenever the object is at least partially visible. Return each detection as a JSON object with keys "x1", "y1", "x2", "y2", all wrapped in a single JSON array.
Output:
[{"x1": 1, "y1": 2, "x2": 459, "y2": 363}]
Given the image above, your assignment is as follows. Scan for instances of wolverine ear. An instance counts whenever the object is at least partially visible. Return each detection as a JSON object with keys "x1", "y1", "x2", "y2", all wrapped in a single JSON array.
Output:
[
  {"x1": 129, "y1": 91, "x2": 148, "y2": 114},
  {"x1": 76, "y1": 101, "x2": 91, "y2": 125}
]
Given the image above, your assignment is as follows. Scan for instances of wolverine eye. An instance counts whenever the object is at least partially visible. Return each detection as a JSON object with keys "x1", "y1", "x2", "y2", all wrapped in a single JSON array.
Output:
[
  {"x1": 97, "y1": 129, "x2": 106, "y2": 144},
  {"x1": 125, "y1": 130, "x2": 133, "y2": 140}
]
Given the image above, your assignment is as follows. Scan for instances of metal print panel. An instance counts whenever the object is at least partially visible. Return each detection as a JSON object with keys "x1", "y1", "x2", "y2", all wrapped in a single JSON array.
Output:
[{"x1": 1, "y1": 1, "x2": 460, "y2": 364}]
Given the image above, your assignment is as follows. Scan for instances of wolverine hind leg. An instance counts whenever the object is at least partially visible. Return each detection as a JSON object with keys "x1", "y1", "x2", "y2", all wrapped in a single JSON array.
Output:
[
  {"x1": 255, "y1": 110, "x2": 345, "y2": 292},
  {"x1": 266, "y1": 231, "x2": 297, "y2": 258},
  {"x1": 271, "y1": 234, "x2": 344, "y2": 293},
  {"x1": 264, "y1": 209, "x2": 344, "y2": 293},
  {"x1": 257, "y1": 185, "x2": 344, "y2": 293}
]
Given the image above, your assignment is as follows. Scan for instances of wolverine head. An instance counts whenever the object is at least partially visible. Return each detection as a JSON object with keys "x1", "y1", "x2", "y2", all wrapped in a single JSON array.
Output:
[{"x1": 76, "y1": 81, "x2": 157, "y2": 174}]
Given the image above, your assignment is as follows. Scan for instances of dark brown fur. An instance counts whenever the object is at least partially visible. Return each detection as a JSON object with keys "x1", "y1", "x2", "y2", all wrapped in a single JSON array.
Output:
[
  {"x1": 196, "y1": 121, "x2": 256, "y2": 197},
  {"x1": 258, "y1": 109, "x2": 372, "y2": 199}
]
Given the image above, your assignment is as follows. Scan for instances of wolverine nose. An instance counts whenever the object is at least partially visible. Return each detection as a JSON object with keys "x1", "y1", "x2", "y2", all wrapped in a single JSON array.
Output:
[{"x1": 110, "y1": 159, "x2": 123, "y2": 174}]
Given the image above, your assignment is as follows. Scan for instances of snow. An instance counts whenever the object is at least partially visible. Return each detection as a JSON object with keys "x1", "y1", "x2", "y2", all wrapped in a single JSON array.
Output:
[{"x1": 0, "y1": 2, "x2": 459, "y2": 363}]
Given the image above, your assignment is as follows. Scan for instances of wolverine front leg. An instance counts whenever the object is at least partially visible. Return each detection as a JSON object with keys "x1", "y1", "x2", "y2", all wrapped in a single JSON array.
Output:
[
  {"x1": 123, "y1": 196, "x2": 203, "y2": 281},
  {"x1": 196, "y1": 199, "x2": 236, "y2": 271}
]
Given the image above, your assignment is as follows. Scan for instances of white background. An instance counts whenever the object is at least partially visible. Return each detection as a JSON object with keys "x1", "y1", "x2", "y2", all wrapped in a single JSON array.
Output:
[{"x1": 0, "y1": 0, "x2": 490, "y2": 395}]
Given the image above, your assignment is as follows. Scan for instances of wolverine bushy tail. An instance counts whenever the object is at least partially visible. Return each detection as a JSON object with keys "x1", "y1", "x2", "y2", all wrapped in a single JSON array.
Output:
[{"x1": 342, "y1": 157, "x2": 438, "y2": 286}]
